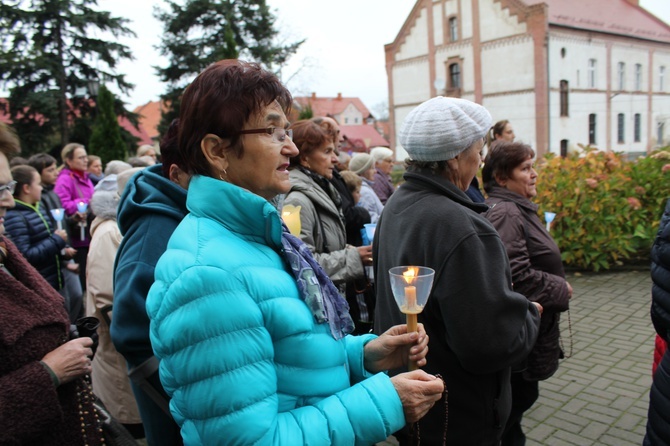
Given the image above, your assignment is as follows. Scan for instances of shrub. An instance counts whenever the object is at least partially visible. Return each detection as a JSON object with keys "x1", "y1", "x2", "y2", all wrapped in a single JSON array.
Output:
[{"x1": 535, "y1": 147, "x2": 670, "y2": 271}]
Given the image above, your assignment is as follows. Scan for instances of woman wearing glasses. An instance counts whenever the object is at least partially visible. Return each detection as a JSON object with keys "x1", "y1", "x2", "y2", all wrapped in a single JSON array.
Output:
[{"x1": 146, "y1": 60, "x2": 444, "y2": 445}]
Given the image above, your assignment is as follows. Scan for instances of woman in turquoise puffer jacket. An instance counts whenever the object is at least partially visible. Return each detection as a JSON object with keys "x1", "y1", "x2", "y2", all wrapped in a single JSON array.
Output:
[{"x1": 145, "y1": 60, "x2": 445, "y2": 446}]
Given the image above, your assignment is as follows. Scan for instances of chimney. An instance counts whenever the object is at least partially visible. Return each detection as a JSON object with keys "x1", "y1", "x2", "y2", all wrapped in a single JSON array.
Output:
[
  {"x1": 337, "y1": 93, "x2": 342, "y2": 100},
  {"x1": 311, "y1": 92, "x2": 317, "y2": 100}
]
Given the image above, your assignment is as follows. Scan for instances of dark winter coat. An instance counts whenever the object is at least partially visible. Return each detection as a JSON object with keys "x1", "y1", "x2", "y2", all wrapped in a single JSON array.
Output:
[
  {"x1": 0, "y1": 236, "x2": 102, "y2": 445},
  {"x1": 485, "y1": 187, "x2": 570, "y2": 381},
  {"x1": 111, "y1": 164, "x2": 186, "y2": 446},
  {"x1": 373, "y1": 168, "x2": 541, "y2": 446},
  {"x1": 645, "y1": 198, "x2": 670, "y2": 446},
  {"x1": 4, "y1": 200, "x2": 66, "y2": 290}
]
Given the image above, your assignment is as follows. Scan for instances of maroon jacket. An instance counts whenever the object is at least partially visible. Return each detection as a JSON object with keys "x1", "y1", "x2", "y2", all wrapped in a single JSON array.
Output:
[
  {"x1": 0, "y1": 237, "x2": 102, "y2": 445},
  {"x1": 485, "y1": 187, "x2": 571, "y2": 381}
]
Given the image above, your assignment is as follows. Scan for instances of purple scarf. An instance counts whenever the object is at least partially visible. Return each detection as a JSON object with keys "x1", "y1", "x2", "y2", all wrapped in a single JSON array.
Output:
[{"x1": 280, "y1": 224, "x2": 354, "y2": 340}]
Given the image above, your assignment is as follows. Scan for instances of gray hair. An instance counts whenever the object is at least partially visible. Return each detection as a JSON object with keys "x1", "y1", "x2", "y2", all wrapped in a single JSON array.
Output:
[{"x1": 104, "y1": 160, "x2": 132, "y2": 176}]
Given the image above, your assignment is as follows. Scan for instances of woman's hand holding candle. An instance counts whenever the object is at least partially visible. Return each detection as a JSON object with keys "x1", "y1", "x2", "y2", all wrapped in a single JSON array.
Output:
[{"x1": 363, "y1": 323, "x2": 429, "y2": 373}]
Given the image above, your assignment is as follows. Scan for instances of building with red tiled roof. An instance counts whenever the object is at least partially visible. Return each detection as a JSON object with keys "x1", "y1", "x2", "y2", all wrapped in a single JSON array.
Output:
[
  {"x1": 118, "y1": 116, "x2": 153, "y2": 146},
  {"x1": 294, "y1": 93, "x2": 374, "y2": 125},
  {"x1": 386, "y1": 0, "x2": 670, "y2": 158},
  {"x1": 293, "y1": 93, "x2": 389, "y2": 151},
  {"x1": 133, "y1": 100, "x2": 167, "y2": 143},
  {"x1": 340, "y1": 124, "x2": 390, "y2": 153}
]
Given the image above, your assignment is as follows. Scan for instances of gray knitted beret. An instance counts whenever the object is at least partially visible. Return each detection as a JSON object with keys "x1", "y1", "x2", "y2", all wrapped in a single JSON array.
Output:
[
  {"x1": 349, "y1": 153, "x2": 375, "y2": 176},
  {"x1": 399, "y1": 96, "x2": 492, "y2": 161}
]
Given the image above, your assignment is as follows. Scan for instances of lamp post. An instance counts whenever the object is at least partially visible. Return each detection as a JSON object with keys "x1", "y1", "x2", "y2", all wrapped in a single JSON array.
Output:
[{"x1": 87, "y1": 76, "x2": 100, "y2": 98}]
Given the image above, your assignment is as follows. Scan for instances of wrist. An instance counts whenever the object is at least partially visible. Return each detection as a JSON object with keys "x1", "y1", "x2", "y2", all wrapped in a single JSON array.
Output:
[{"x1": 39, "y1": 361, "x2": 60, "y2": 387}]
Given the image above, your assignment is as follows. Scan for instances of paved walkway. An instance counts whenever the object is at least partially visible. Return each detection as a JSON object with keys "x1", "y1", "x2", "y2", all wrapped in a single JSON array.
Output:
[
  {"x1": 379, "y1": 269, "x2": 655, "y2": 446},
  {"x1": 524, "y1": 270, "x2": 655, "y2": 445}
]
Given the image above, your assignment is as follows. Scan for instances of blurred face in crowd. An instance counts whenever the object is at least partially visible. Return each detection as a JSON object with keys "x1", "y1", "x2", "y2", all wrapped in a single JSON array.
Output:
[
  {"x1": 23, "y1": 171, "x2": 43, "y2": 205},
  {"x1": 88, "y1": 158, "x2": 103, "y2": 177},
  {"x1": 301, "y1": 140, "x2": 338, "y2": 180},
  {"x1": 321, "y1": 116, "x2": 344, "y2": 149},
  {"x1": 377, "y1": 156, "x2": 394, "y2": 175},
  {"x1": 499, "y1": 156, "x2": 537, "y2": 199},
  {"x1": 352, "y1": 186, "x2": 361, "y2": 205},
  {"x1": 497, "y1": 123, "x2": 515, "y2": 142},
  {"x1": 67, "y1": 147, "x2": 88, "y2": 172},
  {"x1": 362, "y1": 164, "x2": 376, "y2": 181},
  {"x1": 40, "y1": 162, "x2": 59, "y2": 186},
  {"x1": 0, "y1": 153, "x2": 15, "y2": 235},
  {"x1": 144, "y1": 148, "x2": 157, "y2": 161}
]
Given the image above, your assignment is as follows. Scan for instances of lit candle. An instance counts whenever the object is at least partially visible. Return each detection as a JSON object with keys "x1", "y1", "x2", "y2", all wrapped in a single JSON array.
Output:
[
  {"x1": 50, "y1": 208, "x2": 64, "y2": 231},
  {"x1": 405, "y1": 285, "x2": 418, "y2": 333},
  {"x1": 281, "y1": 205, "x2": 301, "y2": 236},
  {"x1": 76, "y1": 201, "x2": 88, "y2": 240},
  {"x1": 402, "y1": 267, "x2": 420, "y2": 371}
]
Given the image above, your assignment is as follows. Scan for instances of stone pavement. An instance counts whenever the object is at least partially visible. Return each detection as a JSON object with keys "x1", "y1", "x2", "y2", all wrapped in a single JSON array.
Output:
[
  {"x1": 378, "y1": 269, "x2": 656, "y2": 446},
  {"x1": 524, "y1": 269, "x2": 655, "y2": 446}
]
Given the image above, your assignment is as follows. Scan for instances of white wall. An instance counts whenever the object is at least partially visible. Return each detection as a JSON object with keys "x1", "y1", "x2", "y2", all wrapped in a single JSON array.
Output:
[
  {"x1": 340, "y1": 103, "x2": 364, "y2": 125},
  {"x1": 393, "y1": 105, "x2": 417, "y2": 161},
  {"x1": 396, "y1": 7, "x2": 429, "y2": 61},
  {"x1": 433, "y1": 2, "x2": 444, "y2": 46},
  {"x1": 479, "y1": 0, "x2": 527, "y2": 42},
  {"x1": 483, "y1": 92, "x2": 537, "y2": 148},
  {"x1": 481, "y1": 37, "x2": 535, "y2": 93},
  {"x1": 391, "y1": 60, "x2": 431, "y2": 105},
  {"x1": 460, "y1": 0, "x2": 473, "y2": 40}
]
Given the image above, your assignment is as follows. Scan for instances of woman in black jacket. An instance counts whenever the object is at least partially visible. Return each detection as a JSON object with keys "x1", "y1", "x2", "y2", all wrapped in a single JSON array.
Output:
[
  {"x1": 645, "y1": 199, "x2": 670, "y2": 446},
  {"x1": 5, "y1": 165, "x2": 68, "y2": 290},
  {"x1": 483, "y1": 141, "x2": 572, "y2": 446}
]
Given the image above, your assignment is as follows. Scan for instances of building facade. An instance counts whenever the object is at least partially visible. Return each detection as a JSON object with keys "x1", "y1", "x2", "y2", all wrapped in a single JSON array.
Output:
[{"x1": 385, "y1": 0, "x2": 670, "y2": 159}]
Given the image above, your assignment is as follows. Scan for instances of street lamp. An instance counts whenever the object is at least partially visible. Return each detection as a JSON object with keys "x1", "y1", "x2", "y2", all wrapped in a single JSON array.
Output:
[{"x1": 87, "y1": 77, "x2": 100, "y2": 98}]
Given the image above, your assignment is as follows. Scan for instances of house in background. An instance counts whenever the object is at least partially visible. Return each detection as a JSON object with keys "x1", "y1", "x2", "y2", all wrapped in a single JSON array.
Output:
[
  {"x1": 293, "y1": 93, "x2": 389, "y2": 152},
  {"x1": 385, "y1": 0, "x2": 670, "y2": 160},
  {"x1": 131, "y1": 100, "x2": 166, "y2": 147}
]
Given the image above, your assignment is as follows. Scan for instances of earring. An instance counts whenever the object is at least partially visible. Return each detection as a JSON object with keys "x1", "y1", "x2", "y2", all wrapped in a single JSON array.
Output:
[{"x1": 219, "y1": 168, "x2": 227, "y2": 181}]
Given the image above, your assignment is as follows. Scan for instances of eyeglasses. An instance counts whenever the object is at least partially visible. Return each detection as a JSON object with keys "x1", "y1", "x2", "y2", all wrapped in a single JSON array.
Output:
[
  {"x1": 238, "y1": 127, "x2": 293, "y2": 144},
  {"x1": 0, "y1": 180, "x2": 17, "y2": 196}
]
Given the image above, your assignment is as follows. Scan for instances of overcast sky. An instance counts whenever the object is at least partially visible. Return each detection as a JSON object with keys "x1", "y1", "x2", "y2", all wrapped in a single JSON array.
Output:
[{"x1": 97, "y1": 0, "x2": 670, "y2": 113}]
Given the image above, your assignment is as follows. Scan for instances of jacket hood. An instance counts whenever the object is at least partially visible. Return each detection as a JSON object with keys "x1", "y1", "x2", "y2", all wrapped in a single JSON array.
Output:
[
  {"x1": 91, "y1": 190, "x2": 119, "y2": 221},
  {"x1": 403, "y1": 168, "x2": 490, "y2": 214},
  {"x1": 117, "y1": 164, "x2": 188, "y2": 236}
]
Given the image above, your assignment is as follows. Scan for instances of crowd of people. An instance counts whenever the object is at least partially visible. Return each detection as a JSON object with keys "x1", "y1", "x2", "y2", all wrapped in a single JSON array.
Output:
[{"x1": 0, "y1": 57, "x2": 665, "y2": 446}]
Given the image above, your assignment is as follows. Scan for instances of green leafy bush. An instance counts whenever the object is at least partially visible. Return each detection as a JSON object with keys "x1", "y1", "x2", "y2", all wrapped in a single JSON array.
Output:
[{"x1": 535, "y1": 147, "x2": 670, "y2": 271}]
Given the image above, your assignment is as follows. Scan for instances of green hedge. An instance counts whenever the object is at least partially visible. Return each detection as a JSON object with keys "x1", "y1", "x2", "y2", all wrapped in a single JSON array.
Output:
[
  {"x1": 535, "y1": 147, "x2": 670, "y2": 271},
  {"x1": 388, "y1": 147, "x2": 670, "y2": 271}
]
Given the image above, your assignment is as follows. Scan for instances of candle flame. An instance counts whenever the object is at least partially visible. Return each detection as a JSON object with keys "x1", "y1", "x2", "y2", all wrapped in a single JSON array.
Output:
[{"x1": 403, "y1": 267, "x2": 419, "y2": 284}]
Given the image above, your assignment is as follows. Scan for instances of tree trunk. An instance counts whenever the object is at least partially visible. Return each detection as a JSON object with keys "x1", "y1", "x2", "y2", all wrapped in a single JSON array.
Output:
[{"x1": 55, "y1": 14, "x2": 68, "y2": 146}]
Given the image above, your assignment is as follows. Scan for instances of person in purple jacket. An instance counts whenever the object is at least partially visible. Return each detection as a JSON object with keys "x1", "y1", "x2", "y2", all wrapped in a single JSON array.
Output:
[{"x1": 55, "y1": 143, "x2": 94, "y2": 290}]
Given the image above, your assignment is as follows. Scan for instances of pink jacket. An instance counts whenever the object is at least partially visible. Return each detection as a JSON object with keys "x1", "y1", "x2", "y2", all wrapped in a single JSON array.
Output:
[{"x1": 54, "y1": 168, "x2": 94, "y2": 248}]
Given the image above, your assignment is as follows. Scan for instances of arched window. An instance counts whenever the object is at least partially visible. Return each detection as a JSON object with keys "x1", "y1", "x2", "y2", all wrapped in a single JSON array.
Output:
[
  {"x1": 560, "y1": 139, "x2": 569, "y2": 157},
  {"x1": 589, "y1": 113, "x2": 597, "y2": 145},
  {"x1": 449, "y1": 63, "x2": 461, "y2": 90},
  {"x1": 634, "y1": 114, "x2": 641, "y2": 142}
]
